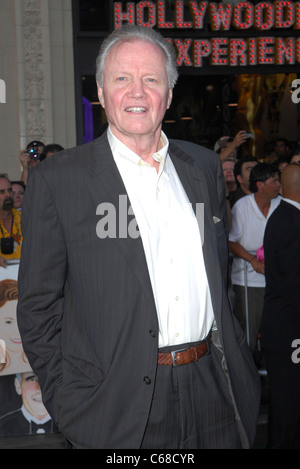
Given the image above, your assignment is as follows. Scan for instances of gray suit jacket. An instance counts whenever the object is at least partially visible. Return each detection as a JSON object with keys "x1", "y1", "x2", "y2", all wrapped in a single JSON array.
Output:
[{"x1": 17, "y1": 131, "x2": 260, "y2": 448}]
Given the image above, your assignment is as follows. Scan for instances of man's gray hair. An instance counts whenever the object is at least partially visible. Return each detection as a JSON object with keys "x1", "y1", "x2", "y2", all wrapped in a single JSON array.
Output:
[
  {"x1": 95, "y1": 25, "x2": 178, "y2": 89},
  {"x1": 0, "y1": 173, "x2": 10, "y2": 183}
]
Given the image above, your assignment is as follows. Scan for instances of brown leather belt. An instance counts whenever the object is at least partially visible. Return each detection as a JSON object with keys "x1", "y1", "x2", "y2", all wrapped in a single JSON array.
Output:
[{"x1": 158, "y1": 339, "x2": 210, "y2": 367}]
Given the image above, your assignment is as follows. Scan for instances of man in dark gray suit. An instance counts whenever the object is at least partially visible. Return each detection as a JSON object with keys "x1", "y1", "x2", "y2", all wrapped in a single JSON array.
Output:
[
  {"x1": 261, "y1": 163, "x2": 300, "y2": 448},
  {"x1": 17, "y1": 25, "x2": 260, "y2": 449}
]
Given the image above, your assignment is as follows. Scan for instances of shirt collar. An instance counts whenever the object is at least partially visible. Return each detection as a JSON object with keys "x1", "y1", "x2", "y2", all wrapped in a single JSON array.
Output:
[
  {"x1": 107, "y1": 126, "x2": 169, "y2": 173},
  {"x1": 282, "y1": 197, "x2": 300, "y2": 210},
  {"x1": 21, "y1": 405, "x2": 51, "y2": 425}
]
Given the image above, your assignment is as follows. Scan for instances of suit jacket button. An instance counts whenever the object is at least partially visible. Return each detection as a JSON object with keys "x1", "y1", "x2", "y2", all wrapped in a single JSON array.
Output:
[
  {"x1": 149, "y1": 330, "x2": 156, "y2": 338},
  {"x1": 144, "y1": 376, "x2": 151, "y2": 385}
]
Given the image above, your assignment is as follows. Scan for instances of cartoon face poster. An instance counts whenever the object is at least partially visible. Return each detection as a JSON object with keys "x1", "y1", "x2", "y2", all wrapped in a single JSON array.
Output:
[
  {"x1": 0, "y1": 264, "x2": 31, "y2": 376},
  {"x1": 0, "y1": 264, "x2": 58, "y2": 437}
]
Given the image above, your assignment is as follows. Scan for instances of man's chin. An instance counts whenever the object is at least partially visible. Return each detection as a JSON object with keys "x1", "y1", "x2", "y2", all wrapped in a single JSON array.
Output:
[{"x1": 3, "y1": 202, "x2": 13, "y2": 211}]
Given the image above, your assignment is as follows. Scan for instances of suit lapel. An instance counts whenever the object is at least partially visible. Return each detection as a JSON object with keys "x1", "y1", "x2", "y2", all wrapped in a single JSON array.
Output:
[
  {"x1": 86, "y1": 133, "x2": 156, "y2": 305},
  {"x1": 169, "y1": 141, "x2": 217, "y2": 245},
  {"x1": 169, "y1": 142, "x2": 223, "y2": 318}
]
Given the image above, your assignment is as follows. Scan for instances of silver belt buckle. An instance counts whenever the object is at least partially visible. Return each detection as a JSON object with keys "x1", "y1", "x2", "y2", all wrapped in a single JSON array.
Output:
[{"x1": 171, "y1": 347, "x2": 187, "y2": 367}]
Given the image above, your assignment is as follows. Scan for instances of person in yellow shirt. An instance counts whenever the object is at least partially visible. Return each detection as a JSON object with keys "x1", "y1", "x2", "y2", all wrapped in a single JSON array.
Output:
[{"x1": 0, "y1": 174, "x2": 22, "y2": 268}]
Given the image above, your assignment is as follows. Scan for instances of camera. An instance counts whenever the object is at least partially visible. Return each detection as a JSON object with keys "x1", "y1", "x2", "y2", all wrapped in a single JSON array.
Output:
[
  {"x1": 26, "y1": 141, "x2": 46, "y2": 162},
  {"x1": 28, "y1": 143, "x2": 41, "y2": 161},
  {"x1": 0, "y1": 237, "x2": 14, "y2": 255}
]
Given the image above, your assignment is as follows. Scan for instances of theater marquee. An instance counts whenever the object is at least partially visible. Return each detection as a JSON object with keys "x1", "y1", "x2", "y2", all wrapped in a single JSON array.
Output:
[{"x1": 113, "y1": 1, "x2": 300, "y2": 68}]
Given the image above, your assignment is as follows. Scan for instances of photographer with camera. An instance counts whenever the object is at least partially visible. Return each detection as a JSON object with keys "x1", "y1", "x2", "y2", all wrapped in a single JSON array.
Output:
[
  {"x1": 214, "y1": 130, "x2": 252, "y2": 161},
  {"x1": 19, "y1": 141, "x2": 46, "y2": 186},
  {"x1": 0, "y1": 174, "x2": 22, "y2": 268}
]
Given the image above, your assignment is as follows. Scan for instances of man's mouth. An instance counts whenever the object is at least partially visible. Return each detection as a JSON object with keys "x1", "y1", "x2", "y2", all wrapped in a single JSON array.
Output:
[
  {"x1": 10, "y1": 338, "x2": 22, "y2": 345},
  {"x1": 3, "y1": 198, "x2": 13, "y2": 210},
  {"x1": 125, "y1": 107, "x2": 146, "y2": 113},
  {"x1": 33, "y1": 396, "x2": 43, "y2": 402}
]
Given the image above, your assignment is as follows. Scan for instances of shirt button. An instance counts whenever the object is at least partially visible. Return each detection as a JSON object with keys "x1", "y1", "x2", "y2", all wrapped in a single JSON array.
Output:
[
  {"x1": 144, "y1": 376, "x2": 151, "y2": 385},
  {"x1": 175, "y1": 296, "x2": 179, "y2": 301}
]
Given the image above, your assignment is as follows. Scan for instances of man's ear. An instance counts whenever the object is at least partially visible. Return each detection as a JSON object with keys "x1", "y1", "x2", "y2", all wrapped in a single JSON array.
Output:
[
  {"x1": 167, "y1": 89, "x2": 173, "y2": 110},
  {"x1": 236, "y1": 174, "x2": 243, "y2": 185},
  {"x1": 14, "y1": 376, "x2": 21, "y2": 395},
  {"x1": 97, "y1": 83, "x2": 105, "y2": 108},
  {"x1": 256, "y1": 181, "x2": 263, "y2": 191}
]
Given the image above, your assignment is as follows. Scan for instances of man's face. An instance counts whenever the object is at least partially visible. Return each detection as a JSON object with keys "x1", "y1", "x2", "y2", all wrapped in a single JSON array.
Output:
[
  {"x1": 222, "y1": 160, "x2": 235, "y2": 183},
  {"x1": 260, "y1": 173, "x2": 281, "y2": 199},
  {"x1": 15, "y1": 372, "x2": 48, "y2": 420},
  {"x1": 275, "y1": 141, "x2": 288, "y2": 157},
  {"x1": 97, "y1": 40, "x2": 172, "y2": 145},
  {"x1": 238, "y1": 161, "x2": 258, "y2": 189},
  {"x1": 0, "y1": 177, "x2": 13, "y2": 211}
]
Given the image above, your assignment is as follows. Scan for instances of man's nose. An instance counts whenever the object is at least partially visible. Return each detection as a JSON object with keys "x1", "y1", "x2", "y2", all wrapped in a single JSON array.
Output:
[{"x1": 128, "y1": 79, "x2": 146, "y2": 98}]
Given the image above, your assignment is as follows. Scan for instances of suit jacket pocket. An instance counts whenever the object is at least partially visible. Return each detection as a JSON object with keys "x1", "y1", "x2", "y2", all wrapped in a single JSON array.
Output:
[
  {"x1": 57, "y1": 355, "x2": 103, "y2": 428},
  {"x1": 62, "y1": 355, "x2": 103, "y2": 384}
]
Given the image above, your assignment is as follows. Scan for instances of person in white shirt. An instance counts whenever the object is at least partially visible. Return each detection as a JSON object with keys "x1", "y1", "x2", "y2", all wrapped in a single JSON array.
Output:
[{"x1": 229, "y1": 163, "x2": 281, "y2": 352}]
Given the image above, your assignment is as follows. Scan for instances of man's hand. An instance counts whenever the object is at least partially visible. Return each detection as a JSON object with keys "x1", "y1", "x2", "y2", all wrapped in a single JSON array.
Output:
[
  {"x1": 250, "y1": 257, "x2": 264, "y2": 274},
  {"x1": 232, "y1": 130, "x2": 251, "y2": 149},
  {"x1": 20, "y1": 149, "x2": 30, "y2": 169}
]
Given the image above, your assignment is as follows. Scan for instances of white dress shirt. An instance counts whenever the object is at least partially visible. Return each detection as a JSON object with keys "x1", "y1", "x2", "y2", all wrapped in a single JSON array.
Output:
[
  {"x1": 229, "y1": 193, "x2": 281, "y2": 287},
  {"x1": 107, "y1": 127, "x2": 214, "y2": 347}
]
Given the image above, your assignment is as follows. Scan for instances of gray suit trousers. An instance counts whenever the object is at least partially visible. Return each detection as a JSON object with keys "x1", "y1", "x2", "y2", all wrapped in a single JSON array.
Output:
[{"x1": 141, "y1": 339, "x2": 242, "y2": 449}]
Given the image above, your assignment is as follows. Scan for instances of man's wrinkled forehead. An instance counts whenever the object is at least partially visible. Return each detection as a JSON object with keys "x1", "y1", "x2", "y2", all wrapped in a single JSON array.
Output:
[
  {"x1": 0, "y1": 177, "x2": 11, "y2": 190},
  {"x1": 105, "y1": 38, "x2": 166, "y2": 69}
]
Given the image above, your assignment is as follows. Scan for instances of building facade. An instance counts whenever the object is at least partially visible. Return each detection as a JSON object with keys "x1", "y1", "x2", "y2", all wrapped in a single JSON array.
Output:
[{"x1": 0, "y1": 0, "x2": 76, "y2": 179}]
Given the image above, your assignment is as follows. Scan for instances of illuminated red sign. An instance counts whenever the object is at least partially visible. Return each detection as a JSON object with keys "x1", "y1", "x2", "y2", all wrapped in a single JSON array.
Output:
[{"x1": 113, "y1": 1, "x2": 300, "y2": 66}]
